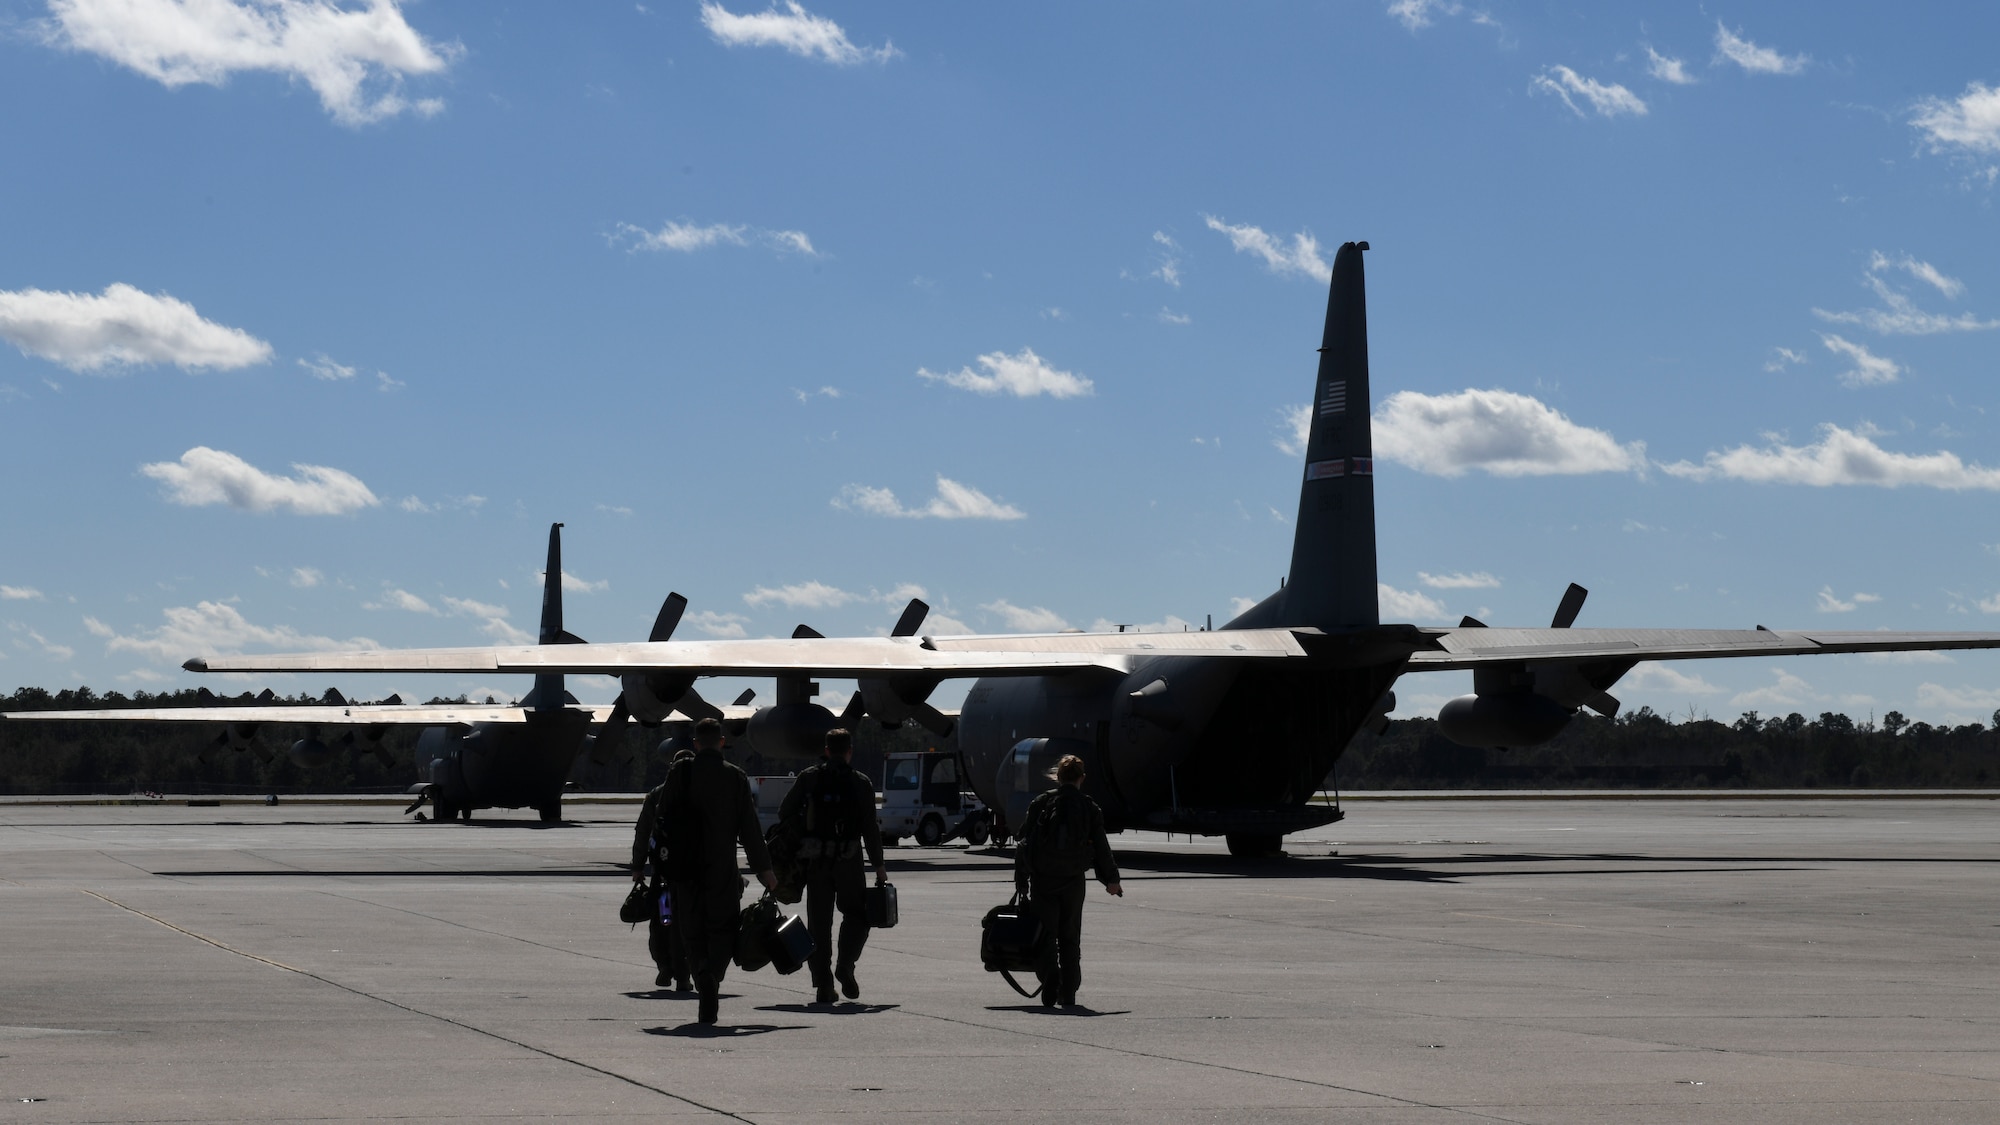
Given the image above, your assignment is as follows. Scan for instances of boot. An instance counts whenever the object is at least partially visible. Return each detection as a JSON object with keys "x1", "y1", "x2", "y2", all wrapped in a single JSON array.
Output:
[
  {"x1": 697, "y1": 990, "x2": 719, "y2": 1025},
  {"x1": 835, "y1": 962, "x2": 860, "y2": 1000},
  {"x1": 675, "y1": 976, "x2": 693, "y2": 993},
  {"x1": 655, "y1": 969, "x2": 673, "y2": 989}
]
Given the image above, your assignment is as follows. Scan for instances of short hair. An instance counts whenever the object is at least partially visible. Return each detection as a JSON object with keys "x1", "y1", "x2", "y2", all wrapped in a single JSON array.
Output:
[
  {"x1": 693, "y1": 717, "x2": 723, "y2": 746},
  {"x1": 824, "y1": 728, "x2": 853, "y2": 756},
  {"x1": 1055, "y1": 754, "x2": 1085, "y2": 784}
]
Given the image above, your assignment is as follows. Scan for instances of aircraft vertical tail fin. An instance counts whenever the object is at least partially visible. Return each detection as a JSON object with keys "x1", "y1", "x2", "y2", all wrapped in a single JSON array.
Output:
[
  {"x1": 529, "y1": 522, "x2": 566, "y2": 712},
  {"x1": 1281, "y1": 241, "x2": 1380, "y2": 629}
]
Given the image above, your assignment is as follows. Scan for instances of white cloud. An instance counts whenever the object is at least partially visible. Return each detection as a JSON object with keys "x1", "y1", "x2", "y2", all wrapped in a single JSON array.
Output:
[
  {"x1": 1622, "y1": 663, "x2": 1725, "y2": 695},
  {"x1": 297, "y1": 353, "x2": 355, "y2": 381},
  {"x1": 612, "y1": 220, "x2": 819, "y2": 257},
  {"x1": 1712, "y1": 22, "x2": 1807, "y2": 76},
  {"x1": 87, "y1": 601, "x2": 378, "y2": 664},
  {"x1": 981, "y1": 600, "x2": 1070, "y2": 632},
  {"x1": 793, "y1": 385, "x2": 841, "y2": 404},
  {"x1": 926, "y1": 612, "x2": 974, "y2": 636},
  {"x1": 1229, "y1": 596, "x2": 1261, "y2": 617},
  {"x1": 1373, "y1": 388, "x2": 1645, "y2": 477},
  {"x1": 534, "y1": 569, "x2": 608, "y2": 594},
  {"x1": 399, "y1": 493, "x2": 485, "y2": 515},
  {"x1": 140, "y1": 446, "x2": 380, "y2": 515},
  {"x1": 46, "y1": 0, "x2": 456, "y2": 126},
  {"x1": 1157, "y1": 308, "x2": 1191, "y2": 326},
  {"x1": 686, "y1": 610, "x2": 749, "y2": 639},
  {"x1": 1531, "y1": 66, "x2": 1647, "y2": 118},
  {"x1": 1729, "y1": 667, "x2": 1820, "y2": 710},
  {"x1": 1378, "y1": 584, "x2": 1449, "y2": 622},
  {"x1": 289, "y1": 567, "x2": 322, "y2": 588},
  {"x1": 917, "y1": 347, "x2": 1092, "y2": 399},
  {"x1": 1274, "y1": 403, "x2": 1313, "y2": 458},
  {"x1": 698, "y1": 1, "x2": 897, "y2": 65},
  {"x1": 1, "y1": 585, "x2": 45, "y2": 600},
  {"x1": 1644, "y1": 46, "x2": 1693, "y2": 85},
  {"x1": 1914, "y1": 682, "x2": 2000, "y2": 718},
  {"x1": 1418, "y1": 571, "x2": 1500, "y2": 590},
  {"x1": 1203, "y1": 215, "x2": 1329, "y2": 280},
  {"x1": 376, "y1": 370, "x2": 404, "y2": 392},
  {"x1": 1764, "y1": 346, "x2": 1807, "y2": 372},
  {"x1": 366, "y1": 587, "x2": 437, "y2": 614},
  {"x1": 0, "y1": 283, "x2": 271, "y2": 372},
  {"x1": 1870, "y1": 252, "x2": 1965, "y2": 299},
  {"x1": 1864, "y1": 649, "x2": 1952, "y2": 665},
  {"x1": 1149, "y1": 231, "x2": 1182, "y2": 288},
  {"x1": 438, "y1": 595, "x2": 531, "y2": 644},
  {"x1": 744, "y1": 580, "x2": 857, "y2": 610},
  {"x1": 1912, "y1": 82, "x2": 2000, "y2": 156},
  {"x1": 1814, "y1": 255, "x2": 1994, "y2": 335},
  {"x1": 1819, "y1": 334, "x2": 1901, "y2": 387},
  {"x1": 834, "y1": 476, "x2": 1026, "y2": 521},
  {"x1": 1386, "y1": 0, "x2": 1495, "y2": 32},
  {"x1": 1661, "y1": 425, "x2": 2000, "y2": 491},
  {"x1": 1816, "y1": 586, "x2": 1881, "y2": 614},
  {"x1": 15, "y1": 626, "x2": 75, "y2": 663}
]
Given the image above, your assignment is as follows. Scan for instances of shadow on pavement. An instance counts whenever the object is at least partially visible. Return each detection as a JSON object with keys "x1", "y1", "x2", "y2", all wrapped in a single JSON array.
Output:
[
  {"x1": 643, "y1": 1023, "x2": 807, "y2": 1038},
  {"x1": 757, "y1": 1003, "x2": 899, "y2": 1016},
  {"x1": 984, "y1": 1004, "x2": 1129, "y2": 1017}
]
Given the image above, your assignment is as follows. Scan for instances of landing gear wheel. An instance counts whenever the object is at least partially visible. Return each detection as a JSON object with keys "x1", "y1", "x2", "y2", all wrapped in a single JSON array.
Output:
[
  {"x1": 915, "y1": 814, "x2": 946, "y2": 847},
  {"x1": 459, "y1": 805, "x2": 473, "y2": 823},
  {"x1": 434, "y1": 795, "x2": 457, "y2": 822},
  {"x1": 538, "y1": 801, "x2": 562, "y2": 824},
  {"x1": 961, "y1": 812, "x2": 991, "y2": 846},
  {"x1": 1226, "y1": 832, "x2": 1284, "y2": 858}
]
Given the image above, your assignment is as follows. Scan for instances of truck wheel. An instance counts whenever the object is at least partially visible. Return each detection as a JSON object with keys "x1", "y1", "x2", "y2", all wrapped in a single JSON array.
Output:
[
  {"x1": 962, "y1": 813, "x2": 991, "y2": 846},
  {"x1": 915, "y1": 814, "x2": 945, "y2": 847}
]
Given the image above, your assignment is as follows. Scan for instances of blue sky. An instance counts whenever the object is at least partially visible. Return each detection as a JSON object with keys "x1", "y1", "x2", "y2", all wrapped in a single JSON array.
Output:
[{"x1": 2, "y1": 0, "x2": 1999, "y2": 726}]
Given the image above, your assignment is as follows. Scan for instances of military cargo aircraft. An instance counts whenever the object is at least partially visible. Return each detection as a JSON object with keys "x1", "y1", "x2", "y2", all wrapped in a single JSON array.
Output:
[{"x1": 82, "y1": 243, "x2": 2000, "y2": 852}]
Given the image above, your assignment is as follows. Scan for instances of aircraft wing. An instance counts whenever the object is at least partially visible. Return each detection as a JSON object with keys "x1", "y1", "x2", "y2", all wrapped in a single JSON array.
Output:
[
  {"x1": 182, "y1": 629, "x2": 1311, "y2": 678},
  {"x1": 0, "y1": 703, "x2": 758, "y2": 725},
  {"x1": 1407, "y1": 627, "x2": 2000, "y2": 670}
]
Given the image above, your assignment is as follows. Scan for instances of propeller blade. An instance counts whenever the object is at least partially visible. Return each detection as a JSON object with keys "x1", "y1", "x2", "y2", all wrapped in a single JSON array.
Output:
[
  {"x1": 676, "y1": 688, "x2": 723, "y2": 723},
  {"x1": 731, "y1": 688, "x2": 756, "y2": 707},
  {"x1": 591, "y1": 695, "x2": 631, "y2": 767},
  {"x1": 650, "y1": 593, "x2": 688, "y2": 643},
  {"x1": 890, "y1": 598, "x2": 930, "y2": 637},
  {"x1": 839, "y1": 691, "x2": 867, "y2": 725},
  {"x1": 1550, "y1": 583, "x2": 1588, "y2": 629},
  {"x1": 1458, "y1": 615, "x2": 1487, "y2": 629},
  {"x1": 792, "y1": 624, "x2": 824, "y2": 640},
  {"x1": 381, "y1": 693, "x2": 403, "y2": 706}
]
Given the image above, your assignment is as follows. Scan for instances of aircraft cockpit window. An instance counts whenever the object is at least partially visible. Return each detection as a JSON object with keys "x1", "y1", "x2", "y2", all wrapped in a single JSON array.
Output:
[{"x1": 886, "y1": 759, "x2": 921, "y2": 790}]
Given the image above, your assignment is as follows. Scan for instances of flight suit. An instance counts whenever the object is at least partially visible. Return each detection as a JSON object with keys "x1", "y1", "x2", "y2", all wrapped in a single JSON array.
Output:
[
  {"x1": 630, "y1": 776, "x2": 690, "y2": 989},
  {"x1": 779, "y1": 757, "x2": 884, "y2": 996},
  {"x1": 1014, "y1": 784, "x2": 1120, "y2": 1006},
  {"x1": 657, "y1": 748, "x2": 772, "y2": 1011}
]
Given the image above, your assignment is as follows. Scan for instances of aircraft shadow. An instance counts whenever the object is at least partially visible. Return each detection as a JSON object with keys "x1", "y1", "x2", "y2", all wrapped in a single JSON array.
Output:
[
  {"x1": 642, "y1": 1023, "x2": 807, "y2": 1038},
  {"x1": 1109, "y1": 850, "x2": 1822, "y2": 884},
  {"x1": 153, "y1": 868, "x2": 632, "y2": 878},
  {"x1": 756, "y1": 1003, "x2": 900, "y2": 1016}
]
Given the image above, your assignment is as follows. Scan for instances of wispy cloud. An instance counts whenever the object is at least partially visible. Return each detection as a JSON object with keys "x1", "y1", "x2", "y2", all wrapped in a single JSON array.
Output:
[
  {"x1": 1419, "y1": 571, "x2": 1500, "y2": 590},
  {"x1": 1819, "y1": 334, "x2": 1901, "y2": 387},
  {"x1": 698, "y1": 1, "x2": 897, "y2": 65},
  {"x1": 918, "y1": 348, "x2": 1092, "y2": 399},
  {"x1": 297, "y1": 353, "x2": 355, "y2": 381},
  {"x1": 1386, "y1": 0, "x2": 1497, "y2": 33},
  {"x1": 86, "y1": 601, "x2": 378, "y2": 664},
  {"x1": 981, "y1": 599, "x2": 1070, "y2": 632},
  {"x1": 1644, "y1": 46, "x2": 1694, "y2": 85},
  {"x1": 1662, "y1": 425, "x2": 2000, "y2": 491},
  {"x1": 1373, "y1": 389, "x2": 1645, "y2": 477},
  {"x1": 1764, "y1": 346, "x2": 1808, "y2": 372},
  {"x1": 2, "y1": 585, "x2": 46, "y2": 600},
  {"x1": 687, "y1": 609, "x2": 749, "y2": 639},
  {"x1": 1274, "y1": 404, "x2": 1313, "y2": 457},
  {"x1": 834, "y1": 476, "x2": 1026, "y2": 520},
  {"x1": 1622, "y1": 663, "x2": 1725, "y2": 695},
  {"x1": 140, "y1": 447, "x2": 379, "y2": 515},
  {"x1": 793, "y1": 385, "x2": 841, "y2": 404},
  {"x1": 0, "y1": 284, "x2": 271, "y2": 372},
  {"x1": 1149, "y1": 231, "x2": 1182, "y2": 288},
  {"x1": 399, "y1": 493, "x2": 485, "y2": 515},
  {"x1": 1812, "y1": 255, "x2": 1997, "y2": 335},
  {"x1": 364, "y1": 587, "x2": 437, "y2": 614},
  {"x1": 1157, "y1": 308, "x2": 1191, "y2": 326},
  {"x1": 1712, "y1": 22, "x2": 1807, "y2": 76},
  {"x1": 289, "y1": 567, "x2": 322, "y2": 589},
  {"x1": 533, "y1": 569, "x2": 608, "y2": 594},
  {"x1": 611, "y1": 220, "x2": 819, "y2": 257},
  {"x1": 1203, "y1": 215, "x2": 1329, "y2": 280},
  {"x1": 44, "y1": 0, "x2": 456, "y2": 125},
  {"x1": 1531, "y1": 66, "x2": 1647, "y2": 118},
  {"x1": 744, "y1": 580, "x2": 855, "y2": 610},
  {"x1": 1912, "y1": 82, "x2": 2000, "y2": 156}
]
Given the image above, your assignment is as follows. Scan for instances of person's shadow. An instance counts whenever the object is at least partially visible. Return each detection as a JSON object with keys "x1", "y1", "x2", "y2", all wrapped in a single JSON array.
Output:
[
  {"x1": 985, "y1": 1004, "x2": 1128, "y2": 1017},
  {"x1": 757, "y1": 1003, "x2": 900, "y2": 1016},
  {"x1": 642, "y1": 1023, "x2": 807, "y2": 1038}
]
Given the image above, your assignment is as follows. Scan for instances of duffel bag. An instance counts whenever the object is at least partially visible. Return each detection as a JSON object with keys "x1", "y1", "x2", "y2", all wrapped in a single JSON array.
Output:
[
  {"x1": 618, "y1": 880, "x2": 654, "y2": 925},
  {"x1": 735, "y1": 893, "x2": 815, "y2": 975},
  {"x1": 980, "y1": 891, "x2": 1044, "y2": 996}
]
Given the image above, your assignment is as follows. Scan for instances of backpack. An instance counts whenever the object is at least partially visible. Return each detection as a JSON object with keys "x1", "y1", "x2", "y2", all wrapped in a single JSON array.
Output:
[
  {"x1": 658, "y1": 759, "x2": 705, "y2": 881},
  {"x1": 803, "y1": 762, "x2": 863, "y2": 843},
  {"x1": 1026, "y1": 788, "x2": 1095, "y2": 877}
]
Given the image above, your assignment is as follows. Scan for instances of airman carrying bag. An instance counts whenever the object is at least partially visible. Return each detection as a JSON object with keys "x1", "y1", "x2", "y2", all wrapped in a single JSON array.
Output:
[
  {"x1": 865, "y1": 881, "x2": 898, "y2": 929},
  {"x1": 734, "y1": 892, "x2": 814, "y2": 975},
  {"x1": 979, "y1": 891, "x2": 1043, "y2": 997}
]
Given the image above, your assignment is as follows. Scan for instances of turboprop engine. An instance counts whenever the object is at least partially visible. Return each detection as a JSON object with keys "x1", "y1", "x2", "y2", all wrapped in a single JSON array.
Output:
[
  {"x1": 742, "y1": 701, "x2": 836, "y2": 760},
  {"x1": 1433, "y1": 583, "x2": 1628, "y2": 751},
  {"x1": 289, "y1": 736, "x2": 340, "y2": 768},
  {"x1": 1436, "y1": 691, "x2": 1574, "y2": 749}
]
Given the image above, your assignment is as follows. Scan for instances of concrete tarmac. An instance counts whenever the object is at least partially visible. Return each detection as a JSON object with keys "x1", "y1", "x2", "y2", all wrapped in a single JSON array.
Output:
[{"x1": 2, "y1": 798, "x2": 1996, "y2": 1123}]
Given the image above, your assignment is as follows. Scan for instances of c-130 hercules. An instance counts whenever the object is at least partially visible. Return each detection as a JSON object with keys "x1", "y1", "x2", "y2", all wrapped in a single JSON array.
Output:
[{"x1": 69, "y1": 243, "x2": 2000, "y2": 851}]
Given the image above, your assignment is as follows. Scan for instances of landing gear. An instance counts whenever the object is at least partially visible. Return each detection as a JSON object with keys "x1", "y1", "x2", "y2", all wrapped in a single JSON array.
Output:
[
  {"x1": 961, "y1": 811, "x2": 992, "y2": 846},
  {"x1": 433, "y1": 794, "x2": 457, "y2": 822},
  {"x1": 537, "y1": 800, "x2": 562, "y2": 824},
  {"x1": 459, "y1": 805, "x2": 473, "y2": 823},
  {"x1": 1226, "y1": 833, "x2": 1284, "y2": 858}
]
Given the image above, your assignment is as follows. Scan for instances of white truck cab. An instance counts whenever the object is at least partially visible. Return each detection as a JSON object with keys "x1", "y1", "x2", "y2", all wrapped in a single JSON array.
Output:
[{"x1": 879, "y1": 750, "x2": 991, "y2": 847}]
